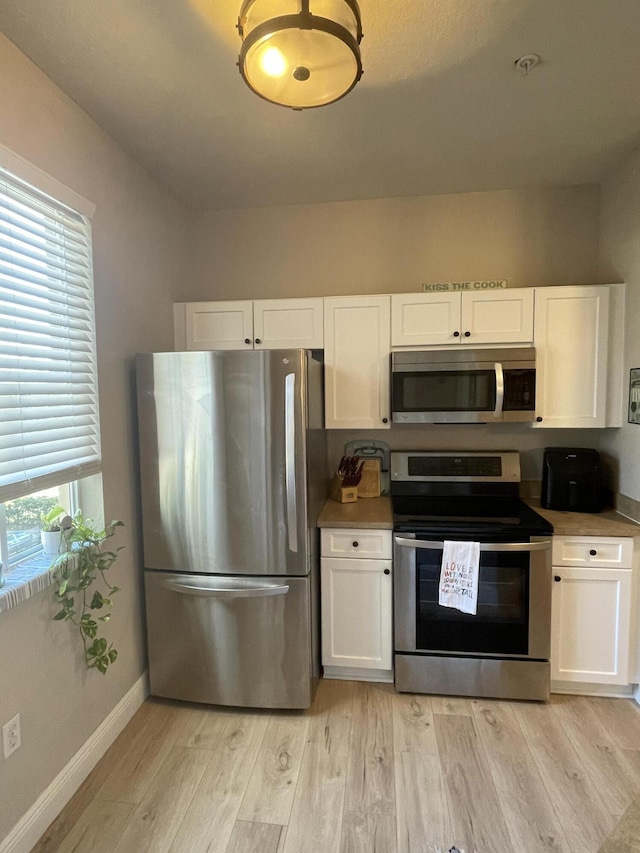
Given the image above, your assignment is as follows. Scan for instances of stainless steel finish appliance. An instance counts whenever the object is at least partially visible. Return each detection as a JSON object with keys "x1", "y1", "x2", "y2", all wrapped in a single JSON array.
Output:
[
  {"x1": 136, "y1": 349, "x2": 326, "y2": 709},
  {"x1": 392, "y1": 451, "x2": 553, "y2": 701},
  {"x1": 391, "y1": 347, "x2": 536, "y2": 423}
]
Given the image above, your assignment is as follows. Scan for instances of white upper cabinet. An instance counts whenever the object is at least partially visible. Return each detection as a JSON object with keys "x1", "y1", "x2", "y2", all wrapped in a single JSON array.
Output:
[
  {"x1": 176, "y1": 298, "x2": 324, "y2": 351},
  {"x1": 392, "y1": 292, "x2": 461, "y2": 347},
  {"x1": 324, "y1": 295, "x2": 391, "y2": 429},
  {"x1": 533, "y1": 285, "x2": 610, "y2": 428},
  {"x1": 252, "y1": 298, "x2": 324, "y2": 349},
  {"x1": 391, "y1": 289, "x2": 534, "y2": 347}
]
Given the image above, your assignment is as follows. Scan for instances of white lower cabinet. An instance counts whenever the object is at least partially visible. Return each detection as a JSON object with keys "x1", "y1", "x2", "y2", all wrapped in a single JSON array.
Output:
[
  {"x1": 320, "y1": 528, "x2": 392, "y2": 681},
  {"x1": 551, "y1": 536, "x2": 635, "y2": 689}
]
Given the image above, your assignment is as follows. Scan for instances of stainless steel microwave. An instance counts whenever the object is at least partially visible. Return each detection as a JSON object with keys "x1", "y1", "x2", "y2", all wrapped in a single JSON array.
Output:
[{"x1": 391, "y1": 347, "x2": 536, "y2": 424}]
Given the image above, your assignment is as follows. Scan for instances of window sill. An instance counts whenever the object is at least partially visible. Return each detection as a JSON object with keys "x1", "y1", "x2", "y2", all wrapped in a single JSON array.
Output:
[{"x1": 0, "y1": 553, "x2": 55, "y2": 614}]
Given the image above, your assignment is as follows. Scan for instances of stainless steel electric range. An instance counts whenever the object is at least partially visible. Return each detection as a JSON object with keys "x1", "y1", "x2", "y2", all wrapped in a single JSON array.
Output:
[{"x1": 392, "y1": 451, "x2": 554, "y2": 701}]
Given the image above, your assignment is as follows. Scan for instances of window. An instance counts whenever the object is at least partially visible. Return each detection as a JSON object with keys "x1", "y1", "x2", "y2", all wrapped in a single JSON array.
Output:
[{"x1": 0, "y1": 149, "x2": 101, "y2": 576}]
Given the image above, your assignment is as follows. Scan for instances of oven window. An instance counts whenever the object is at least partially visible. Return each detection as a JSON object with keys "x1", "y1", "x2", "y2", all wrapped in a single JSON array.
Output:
[
  {"x1": 415, "y1": 548, "x2": 529, "y2": 655},
  {"x1": 393, "y1": 370, "x2": 495, "y2": 413}
]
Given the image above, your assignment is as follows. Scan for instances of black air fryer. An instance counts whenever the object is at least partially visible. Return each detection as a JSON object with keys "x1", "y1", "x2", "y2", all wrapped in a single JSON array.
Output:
[{"x1": 541, "y1": 447, "x2": 602, "y2": 513}]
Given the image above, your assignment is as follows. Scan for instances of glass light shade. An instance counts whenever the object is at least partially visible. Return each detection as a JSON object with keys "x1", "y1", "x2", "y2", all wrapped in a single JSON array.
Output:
[{"x1": 238, "y1": 0, "x2": 363, "y2": 109}]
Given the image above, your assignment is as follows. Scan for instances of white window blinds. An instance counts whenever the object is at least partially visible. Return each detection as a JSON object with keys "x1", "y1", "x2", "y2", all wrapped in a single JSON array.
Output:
[{"x1": 0, "y1": 166, "x2": 101, "y2": 503}]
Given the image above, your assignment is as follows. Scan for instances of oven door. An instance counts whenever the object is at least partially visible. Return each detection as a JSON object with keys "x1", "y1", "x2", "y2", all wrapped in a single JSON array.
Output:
[{"x1": 394, "y1": 534, "x2": 551, "y2": 660}]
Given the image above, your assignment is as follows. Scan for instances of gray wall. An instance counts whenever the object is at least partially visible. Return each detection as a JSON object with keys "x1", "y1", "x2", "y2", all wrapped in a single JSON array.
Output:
[
  {"x1": 0, "y1": 34, "x2": 187, "y2": 840},
  {"x1": 186, "y1": 184, "x2": 601, "y2": 301},
  {"x1": 599, "y1": 146, "x2": 640, "y2": 503}
]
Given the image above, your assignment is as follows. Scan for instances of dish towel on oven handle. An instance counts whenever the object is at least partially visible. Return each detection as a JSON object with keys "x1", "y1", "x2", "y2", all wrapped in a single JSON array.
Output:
[{"x1": 439, "y1": 540, "x2": 481, "y2": 615}]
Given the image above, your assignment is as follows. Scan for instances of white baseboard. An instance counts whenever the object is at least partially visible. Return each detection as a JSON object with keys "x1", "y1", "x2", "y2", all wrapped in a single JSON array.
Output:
[
  {"x1": 551, "y1": 681, "x2": 635, "y2": 699},
  {"x1": 0, "y1": 673, "x2": 148, "y2": 853},
  {"x1": 323, "y1": 666, "x2": 394, "y2": 683}
]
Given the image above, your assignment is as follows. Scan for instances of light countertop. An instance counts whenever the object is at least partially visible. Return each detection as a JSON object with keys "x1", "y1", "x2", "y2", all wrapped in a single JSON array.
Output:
[
  {"x1": 529, "y1": 501, "x2": 640, "y2": 538},
  {"x1": 317, "y1": 496, "x2": 640, "y2": 538},
  {"x1": 317, "y1": 496, "x2": 393, "y2": 529}
]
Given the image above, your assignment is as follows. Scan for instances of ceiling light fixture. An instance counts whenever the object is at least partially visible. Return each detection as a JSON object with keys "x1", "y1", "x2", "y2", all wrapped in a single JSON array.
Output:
[{"x1": 237, "y1": 0, "x2": 363, "y2": 110}]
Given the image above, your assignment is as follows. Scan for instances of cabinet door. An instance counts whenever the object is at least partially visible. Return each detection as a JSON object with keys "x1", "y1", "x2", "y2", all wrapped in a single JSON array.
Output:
[
  {"x1": 391, "y1": 292, "x2": 461, "y2": 347},
  {"x1": 324, "y1": 295, "x2": 391, "y2": 429},
  {"x1": 552, "y1": 535, "x2": 634, "y2": 569},
  {"x1": 461, "y1": 289, "x2": 534, "y2": 345},
  {"x1": 184, "y1": 301, "x2": 253, "y2": 350},
  {"x1": 534, "y1": 285, "x2": 609, "y2": 427},
  {"x1": 253, "y1": 298, "x2": 324, "y2": 349},
  {"x1": 321, "y1": 528, "x2": 393, "y2": 560},
  {"x1": 321, "y1": 557, "x2": 392, "y2": 670},
  {"x1": 551, "y1": 567, "x2": 631, "y2": 685}
]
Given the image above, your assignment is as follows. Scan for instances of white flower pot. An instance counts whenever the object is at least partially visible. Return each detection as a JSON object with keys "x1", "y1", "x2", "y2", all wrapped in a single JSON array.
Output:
[{"x1": 41, "y1": 530, "x2": 63, "y2": 556}]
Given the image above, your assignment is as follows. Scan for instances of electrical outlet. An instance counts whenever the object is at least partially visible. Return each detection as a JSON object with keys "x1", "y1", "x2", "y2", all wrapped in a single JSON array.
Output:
[{"x1": 3, "y1": 713, "x2": 21, "y2": 759}]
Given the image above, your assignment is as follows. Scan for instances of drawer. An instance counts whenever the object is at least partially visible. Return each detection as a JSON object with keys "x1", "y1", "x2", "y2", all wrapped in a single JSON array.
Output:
[
  {"x1": 552, "y1": 536, "x2": 634, "y2": 569},
  {"x1": 321, "y1": 528, "x2": 393, "y2": 560}
]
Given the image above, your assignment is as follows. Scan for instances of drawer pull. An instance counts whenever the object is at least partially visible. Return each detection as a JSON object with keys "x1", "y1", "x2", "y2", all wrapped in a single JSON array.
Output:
[
  {"x1": 352, "y1": 541, "x2": 359, "y2": 548},
  {"x1": 589, "y1": 549, "x2": 597, "y2": 556},
  {"x1": 554, "y1": 575, "x2": 562, "y2": 582}
]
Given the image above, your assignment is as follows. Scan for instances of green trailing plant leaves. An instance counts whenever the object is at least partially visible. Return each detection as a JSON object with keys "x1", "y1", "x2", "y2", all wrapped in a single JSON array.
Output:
[{"x1": 48, "y1": 511, "x2": 124, "y2": 675}]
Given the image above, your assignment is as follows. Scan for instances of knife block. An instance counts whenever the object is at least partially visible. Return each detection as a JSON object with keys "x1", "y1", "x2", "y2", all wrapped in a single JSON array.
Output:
[{"x1": 329, "y1": 475, "x2": 358, "y2": 503}]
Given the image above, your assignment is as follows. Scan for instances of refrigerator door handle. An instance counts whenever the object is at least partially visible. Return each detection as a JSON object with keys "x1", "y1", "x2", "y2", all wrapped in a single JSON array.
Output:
[
  {"x1": 285, "y1": 372, "x2": 299, "y2": 553},
  {"x1": 160, "y1": 577, "x2": 290, "y2": 598}
]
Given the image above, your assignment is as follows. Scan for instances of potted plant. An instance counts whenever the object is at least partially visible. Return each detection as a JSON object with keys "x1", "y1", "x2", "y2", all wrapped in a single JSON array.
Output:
[
  {"x1": 49, "y1": 512, "x2": 124, "y2": 674},
  {"x1": 40, "y1": 505, "x2": 69, "y2": 555}
]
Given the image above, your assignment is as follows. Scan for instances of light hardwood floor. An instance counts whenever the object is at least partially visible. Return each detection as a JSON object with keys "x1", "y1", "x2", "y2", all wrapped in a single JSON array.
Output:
[{"x1": 33, "y1": 680, "x2": 640, "y2": 853}]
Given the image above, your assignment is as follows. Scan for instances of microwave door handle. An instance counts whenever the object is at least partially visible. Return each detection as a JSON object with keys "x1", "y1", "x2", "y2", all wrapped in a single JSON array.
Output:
[
  {"x1": 394, "y1": 537, "x2": 551, "y2": 552},
  {"x1": 494, "y1": 362, "x2": 504, "y2": 418}
]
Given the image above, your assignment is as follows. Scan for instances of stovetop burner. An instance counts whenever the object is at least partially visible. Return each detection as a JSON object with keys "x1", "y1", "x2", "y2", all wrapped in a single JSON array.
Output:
[{"x1": 391, "y1": 451, "x2": 553, "y2": 538}]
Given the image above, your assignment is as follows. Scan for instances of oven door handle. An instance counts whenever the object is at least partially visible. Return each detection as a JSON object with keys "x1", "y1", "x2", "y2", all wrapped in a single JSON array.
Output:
[
  {"x1": 394, "y1": 537, "x2": 552, "y2": 552},
  {"x1": 494, "y1": 362, "x2": 504, "y2": 418}
]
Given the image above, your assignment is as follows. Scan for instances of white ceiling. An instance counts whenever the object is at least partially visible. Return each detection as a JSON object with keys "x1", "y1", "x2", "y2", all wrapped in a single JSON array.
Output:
[{"x1": 1, "y1": 0, "x2": 640, "y2": 211}]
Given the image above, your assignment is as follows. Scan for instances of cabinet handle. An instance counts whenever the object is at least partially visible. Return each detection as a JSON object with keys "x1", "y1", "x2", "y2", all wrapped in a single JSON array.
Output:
[
  {"x1": 352, "y1": 541, "x2": 359, "y2": 548},
  {"x1": 536, "y1": 416, "x2": 543, "y2": 422},
  {"x1": 453, "y1": 331, "x2": 460, "y2": 337},
  {"x1": 589, "y1": 549, "x2": 597, "y2": 556},
  {"x1": 382, "y1": 417, "x2": 389, "y2": 424},
  {"x1": 244, "y1": 338, "x2": 251, "y2": 344},
  {"x1": 255, "y1": 338, "x2": 262, "y2": 344},
  {"x1": 554, "y1": 575, "x2": 562, "y2": 582},
  {"x1": 384, "y1": 568, "x2": 391, "y2": 575},
  {"x1": 464, "y1": 331, "x2": 471, "y2": 337}
]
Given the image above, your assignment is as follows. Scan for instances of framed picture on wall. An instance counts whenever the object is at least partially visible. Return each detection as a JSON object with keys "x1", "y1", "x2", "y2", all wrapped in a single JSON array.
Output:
[{"x1": 628, "y1": 368, "x2": 640, "y2": 424}]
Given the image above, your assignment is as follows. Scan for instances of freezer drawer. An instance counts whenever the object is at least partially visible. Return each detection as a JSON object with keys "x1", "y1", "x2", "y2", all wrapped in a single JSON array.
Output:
[{"x1": 144, "y1": 571, "x2": 316, "y2": 709}]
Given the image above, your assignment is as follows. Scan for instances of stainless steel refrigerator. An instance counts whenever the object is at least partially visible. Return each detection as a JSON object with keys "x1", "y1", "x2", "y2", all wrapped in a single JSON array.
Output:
[{"x1": 135, "y1": 349, "x2": 327, "y2": 709}]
